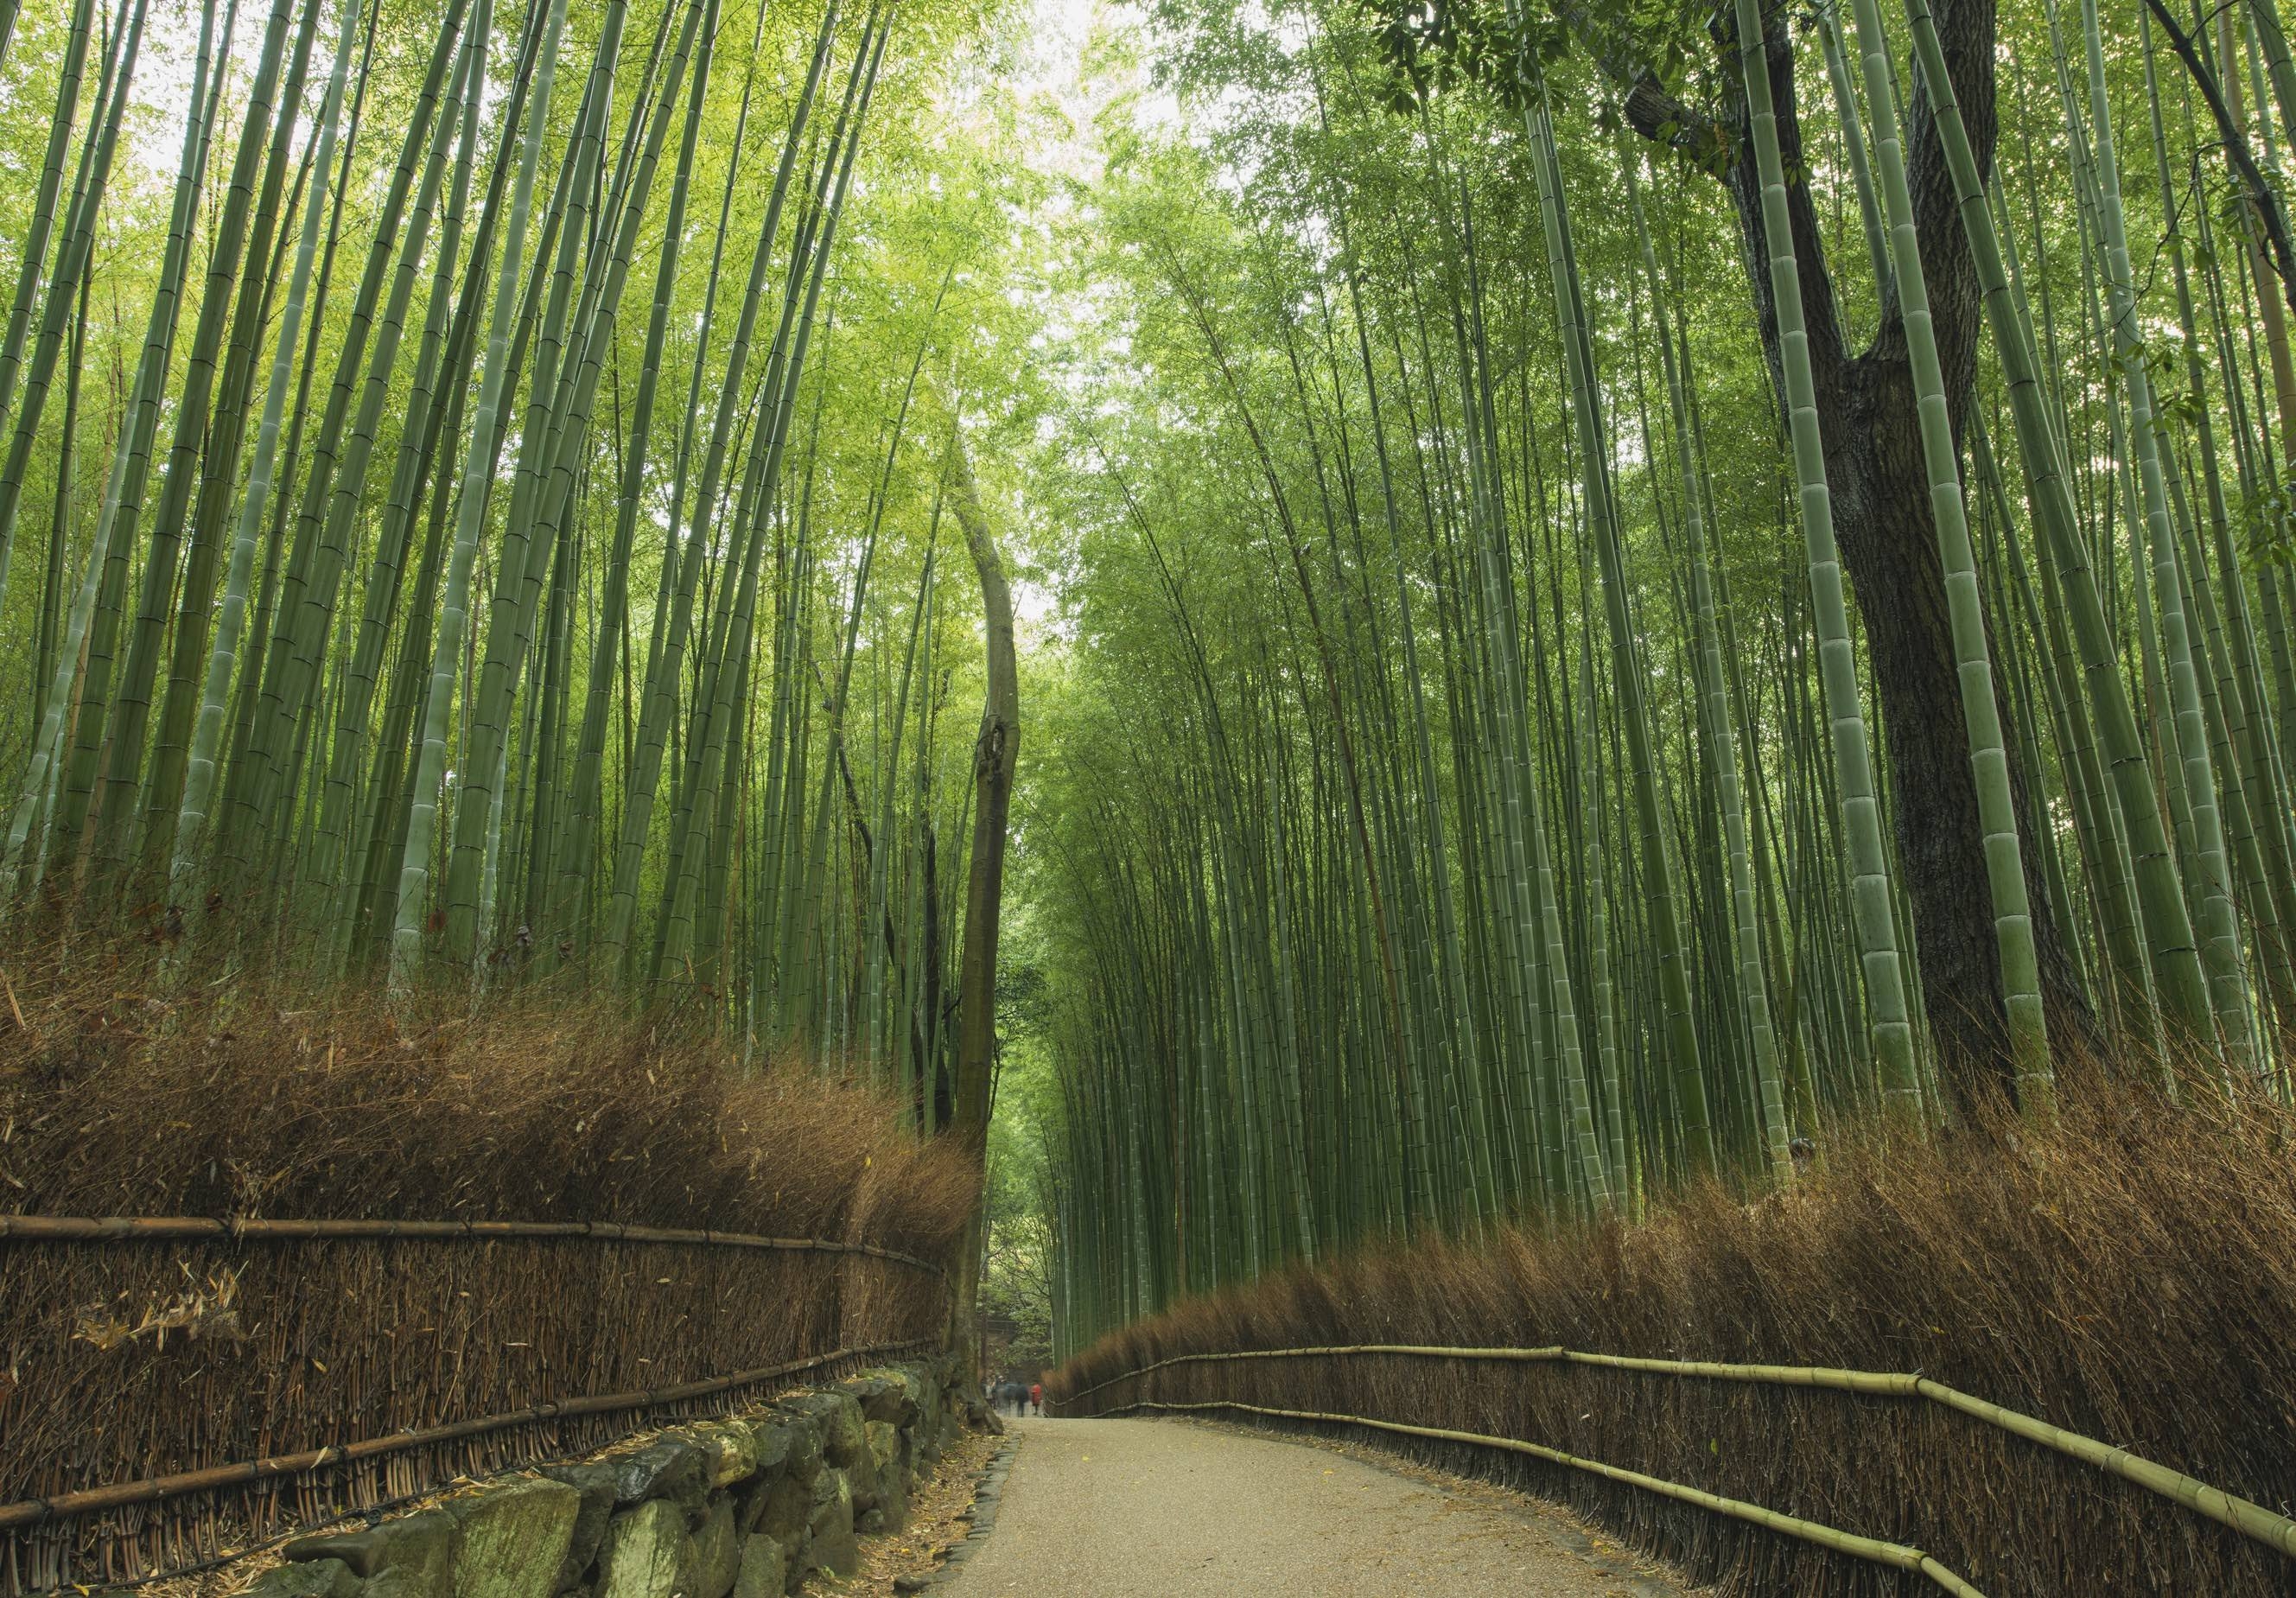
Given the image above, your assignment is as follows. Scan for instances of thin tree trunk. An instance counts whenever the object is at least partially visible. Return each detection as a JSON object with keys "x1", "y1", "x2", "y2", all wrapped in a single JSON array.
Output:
[{"x1": 944, "y1": 426, "x2": 1018, "y2": 1382}]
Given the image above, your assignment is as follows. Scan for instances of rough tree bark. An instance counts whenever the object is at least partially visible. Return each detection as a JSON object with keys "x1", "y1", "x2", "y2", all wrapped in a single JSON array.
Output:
[
  {"x1": 1607, "y1": 0, "x2": 2101, "y2": 1113},
  {"x1": 944, "y1": 426, "x2": 1019, "y2": 1379}
]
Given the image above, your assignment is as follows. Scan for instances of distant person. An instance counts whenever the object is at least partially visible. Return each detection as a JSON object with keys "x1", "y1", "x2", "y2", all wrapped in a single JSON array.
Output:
[{"x1": 1029, "y1": 1381, "x2": 1043, "y2": 1416}]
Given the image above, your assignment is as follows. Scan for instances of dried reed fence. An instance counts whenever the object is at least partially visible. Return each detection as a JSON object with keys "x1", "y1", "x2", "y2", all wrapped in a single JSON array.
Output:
[
  {"x1": 1047, "y1": 1080, "x2": 2296, "y2": 1595},
  {"x1": 0, "y1": 957, "x2": 977, "y2": 1597},
  {"x1": 0, "y1": 1225, "x2": 941, "y2": 1595}
]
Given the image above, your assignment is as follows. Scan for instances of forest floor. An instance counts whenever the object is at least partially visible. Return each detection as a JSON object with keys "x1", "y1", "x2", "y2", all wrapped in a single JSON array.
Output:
[{"x1": 937, "y1": 1416, "x2": 1687, "y2": 1595}]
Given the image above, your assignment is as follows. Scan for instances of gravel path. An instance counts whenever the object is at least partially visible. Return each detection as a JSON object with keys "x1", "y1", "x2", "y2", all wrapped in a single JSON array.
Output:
[{"x1": 940, "y1": 1417, "x2": 1682, "y2": 1596}]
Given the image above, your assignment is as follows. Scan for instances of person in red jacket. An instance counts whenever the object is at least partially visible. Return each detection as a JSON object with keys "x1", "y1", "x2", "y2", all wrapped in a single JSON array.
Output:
[{"x1": 1029, "y1": 1381, "x2": 1044, "y2": 1416}]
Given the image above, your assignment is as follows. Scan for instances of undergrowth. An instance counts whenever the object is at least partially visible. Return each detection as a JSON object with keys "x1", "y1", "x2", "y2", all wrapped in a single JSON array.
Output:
[{"x1": 0, "y1": 939, "x2": 976, "y2": 1257}]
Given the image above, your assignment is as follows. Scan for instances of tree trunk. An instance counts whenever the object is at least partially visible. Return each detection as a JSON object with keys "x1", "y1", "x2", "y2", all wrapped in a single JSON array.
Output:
[
  {"x1": 1624, "y1": 0, "x2": 2099, "y2": 1116},
  {"x1": 944, "y1": 427, "x2": 1019, "y2": 1382}
]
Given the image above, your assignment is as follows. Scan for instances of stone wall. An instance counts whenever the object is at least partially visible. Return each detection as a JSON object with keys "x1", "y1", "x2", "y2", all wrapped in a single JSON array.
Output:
[{"x1": 245, "y1": 1358, "x2": 975, "y2": 1598}]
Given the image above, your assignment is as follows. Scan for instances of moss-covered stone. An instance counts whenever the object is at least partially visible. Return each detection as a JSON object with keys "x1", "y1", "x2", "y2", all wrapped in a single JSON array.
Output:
[
  {"x1": 595, "y1": 1499, "x2": 694, "y2": 1598},
  {"x1": 537, "y1": 1464, "x2": 618, "y2": 1590},
  {"x1": 366, "y1": 1566, "x2": 447, "y2": 1598},
  {"x1": 838, "y1": 1376, "x2": 915, "y2": 1429},
  {"x1": 258, "y1": 1359, "x2": 964, "y2": 1598},
  {"x1": 774, "y1": 1393, "x2": 862, "y2": 1470},
  {"x1": 863, "y1": 1422, "x2": 909, "y2": 1531},
  {"x1": 245, "y1": 1557, "x2": 360, "y2": 1598},
  {"x1": 445, "y1": 1480, "x2": 581, "y2": 1598},
  {"x1": 605, "y1": 1439, "x2": 709, "y2": 1520},
  {"x1": 752, "y1": 1469, "x2": 812, "y2": 1569},
  {"x1": 283, "y1": 1510, "x2": 455, "y2": 1588},
  {"x1": 677, "y1": 1423, "x2": 760, "y2": 1489},
  {"x1": 689, "y1": 1496, "x2": 740, "y2": 1598},
  {"x1": 744, "y1": 1419, "x2": 793, "y2": 1485},
  {"x1": 728, "y1": 1536, "x2": 784, "y2": 1598},
  {"x1": 728, "y1": 1413, "x2": 807, "y2": 1538},
  {"x1": 801, "y1": 1471, "x2": 855, "y2": 1582}
]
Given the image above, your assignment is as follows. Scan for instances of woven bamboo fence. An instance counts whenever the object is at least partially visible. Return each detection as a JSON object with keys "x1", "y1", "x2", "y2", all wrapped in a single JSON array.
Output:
[
  {"x1": 1054, "y1": 1342, "x2": 2296, "y2": 1595},
  {"x1": 0, "y1": 1215, "x2": 951, "y2": 1596},
  {"x1": 1053, "y1": 1340, "x2": 2296, "y2": 1562}
]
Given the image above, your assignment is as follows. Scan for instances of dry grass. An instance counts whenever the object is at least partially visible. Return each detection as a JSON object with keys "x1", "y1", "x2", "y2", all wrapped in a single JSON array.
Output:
[
  {"x1": 0, "y1": 946, "x2": 974, "y2": 1253},
  {"x1": 0, "y1": 942, "x2": 977, "y2": 1596},
  {"x1": 1050, "y1": 1074, "x2": 2296, "y2": 1595}
]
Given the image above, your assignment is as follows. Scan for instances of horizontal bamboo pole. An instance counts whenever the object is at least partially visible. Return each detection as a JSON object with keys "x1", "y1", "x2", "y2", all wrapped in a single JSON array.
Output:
[
  {"x1": 0, "y1": 1213, "x2": 944, "y2": 1275},
  {"x1": 1911, "y1": 1378, "x2": 2296, "y2": 1559},
  {"x1": 1058, "y1": 1342, "x2": 1916, "y2": 1401},
  {"x1": 0, "y1": 1339, "x2": 939, "y2": 1531},
  {"x1": 1055, "y1": 1341, "x2": 2296, "y2": 1561},
  {"x1": 1111, "y1": 1397, "x2": 1985, "y2": 1598}
]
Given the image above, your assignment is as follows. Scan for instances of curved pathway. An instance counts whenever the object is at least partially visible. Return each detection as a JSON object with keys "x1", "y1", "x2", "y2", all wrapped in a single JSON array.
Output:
[{"x1": 942, "y1": 1416, "x2": 1682, "y2": 1595}]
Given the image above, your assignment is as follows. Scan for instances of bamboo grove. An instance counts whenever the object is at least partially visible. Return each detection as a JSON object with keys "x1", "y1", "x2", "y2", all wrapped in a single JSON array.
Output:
[
  {"x1": 10, "y1": 0, "x2": 2296, "y2": 1374},
  {"x1": 1027, "y1": 0, "x2": 2296, "y2": 1354},
  {"x1": 0, "y1": 0, "x2": 1040, "y2": 1124}
]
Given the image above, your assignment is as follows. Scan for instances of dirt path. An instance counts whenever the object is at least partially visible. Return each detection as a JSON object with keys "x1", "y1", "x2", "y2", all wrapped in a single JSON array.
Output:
[{"x1": 939, "y1": 1416, "x2": 1682, "y2": 1596}]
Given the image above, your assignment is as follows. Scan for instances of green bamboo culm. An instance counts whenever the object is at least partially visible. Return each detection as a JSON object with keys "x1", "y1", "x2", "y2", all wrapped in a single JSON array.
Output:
[
  {"x1": 1731, "y1": 0, "x2": 1923, "y2": 1126},
  {"x1": 2077, "y1": 0, "x2": 2251, "y2": 1082},
  {"x1": 1620, "y1": 145, "x2": 1795, "y2": 1175},
  {"x1": 1523, "y1": 88, "x2": 1715, "y2": 1176},
  {"x1": 1898, "y1": 0, "x2": 2204, "y2": 1075},
  {"x1": 597, "y1": 0, "x2": 846, "y2": 985},
  {"x1": 2, "y1": 0, "x2": 199, "y2": 906},
  {"x1": 0, "y1": 0, "x2": 99, "y2": 618},
  {"x1": 168, "y1": 0, "x2": 367, "y2": 922},
  {"x1": 390, "y1": 0, "x2": 567, "y2": 995},
  {"x1": 1842, "y1": 0, "x2": 2052, "y2": 1113}
]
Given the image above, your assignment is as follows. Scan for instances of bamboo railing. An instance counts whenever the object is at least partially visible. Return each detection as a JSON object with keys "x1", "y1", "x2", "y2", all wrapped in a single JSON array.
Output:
[
  {"x1": 1099, "y1": 1397, "x2": 1985, "y2": 1596},
  {"x1": 0, "y1": 1213, "x2": 945, "y2": 1274},
  {"x1": 1055, "y1": 1340, "x2": 2296, "y2": 1585}
]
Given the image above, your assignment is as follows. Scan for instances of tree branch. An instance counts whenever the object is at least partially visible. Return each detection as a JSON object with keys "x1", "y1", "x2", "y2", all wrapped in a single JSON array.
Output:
[
  {"x1": 2146, "y1": 0, "x2": 2296, "y2": 323},
  {"x1": 1558, "y1": 0, "x2": 1851, "y2": 400}
]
